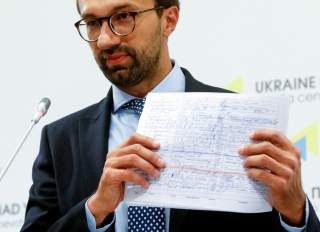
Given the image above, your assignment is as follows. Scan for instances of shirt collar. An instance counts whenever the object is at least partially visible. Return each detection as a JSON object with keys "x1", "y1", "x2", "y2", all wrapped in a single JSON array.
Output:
[{"x1": 112, "y1": 61, "x2": 185, "y2": 113}]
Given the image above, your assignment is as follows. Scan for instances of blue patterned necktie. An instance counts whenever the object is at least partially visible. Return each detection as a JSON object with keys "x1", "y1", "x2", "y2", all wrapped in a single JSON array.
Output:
[
  {"x1": 120, "y1": 98, "x2": 146, "y2": 115},
  {"x1": 120, "y1": 98, "x2": 166, "y2": 232}
]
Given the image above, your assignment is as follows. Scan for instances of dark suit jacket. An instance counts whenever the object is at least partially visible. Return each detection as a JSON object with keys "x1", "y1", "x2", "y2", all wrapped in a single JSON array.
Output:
[{"x1": 22, "y1": 68, "x2": 320, "y2": 231}]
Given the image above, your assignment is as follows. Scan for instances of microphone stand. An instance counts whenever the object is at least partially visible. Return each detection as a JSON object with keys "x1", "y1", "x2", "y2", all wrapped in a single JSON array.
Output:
[{"x1": 0, "y1": 121, "x2": 36, "y2": 182}]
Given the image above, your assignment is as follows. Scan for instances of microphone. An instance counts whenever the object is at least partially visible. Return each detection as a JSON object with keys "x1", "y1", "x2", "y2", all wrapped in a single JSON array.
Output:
[
  {"x1": 32, "y1": 98, "x2": 51, "y2": 124},
  {"x1": 0, "y1": 98, "x2": 51, "y2": 182}
]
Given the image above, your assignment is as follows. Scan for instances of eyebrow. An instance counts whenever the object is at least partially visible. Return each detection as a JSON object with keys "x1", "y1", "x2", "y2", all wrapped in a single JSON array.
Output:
[{"x1": 81, "y1": 3, "x2": 137, "y2": 19}]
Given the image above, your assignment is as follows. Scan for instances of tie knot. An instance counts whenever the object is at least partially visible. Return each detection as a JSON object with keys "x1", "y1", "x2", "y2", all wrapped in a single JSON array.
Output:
[{"x1": 120, "y1": 98, "x2": 146, "y2": 115}]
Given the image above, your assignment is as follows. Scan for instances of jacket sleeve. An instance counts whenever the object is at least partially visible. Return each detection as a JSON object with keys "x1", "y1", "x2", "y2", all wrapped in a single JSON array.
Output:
[
  {"x1": 20, "y1": 126, "x2": 113, "y2": 232},
  {"x1": 306, "y1": 198, "x2": 320, "y2": 232}
]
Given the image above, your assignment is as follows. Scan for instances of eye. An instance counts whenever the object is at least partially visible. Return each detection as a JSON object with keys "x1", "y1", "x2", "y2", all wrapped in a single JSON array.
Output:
[
  {"x1": 84, "y1": 19, "x2": 100, "y2": 27},
  {"x1": 112, "y1": 12, "x2": 133, "y2": 24},
  {"x1": 117, "y1": 12, "x2": 131, "y2": 19}
]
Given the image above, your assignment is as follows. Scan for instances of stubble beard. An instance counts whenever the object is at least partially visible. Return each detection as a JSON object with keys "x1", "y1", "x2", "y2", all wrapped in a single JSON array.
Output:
[{"x1": 97, "y1": 25, "x2": 162, "y2": 88}]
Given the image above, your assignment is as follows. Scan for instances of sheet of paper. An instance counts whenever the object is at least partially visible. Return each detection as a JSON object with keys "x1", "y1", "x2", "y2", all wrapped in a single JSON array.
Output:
[{"x1": 124, "y1": 93, "x2": 289, "y2": 213}]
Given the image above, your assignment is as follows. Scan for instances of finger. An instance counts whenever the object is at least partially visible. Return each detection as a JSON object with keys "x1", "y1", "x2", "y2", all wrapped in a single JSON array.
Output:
[
  {"x1": 246, "y1": 168, "x2": 285, "y2": 191},
  {"x1": 239, "y1": 141, "x2": 294, "y2": 167},
  {"x1": 250, "y1": 129, "x2": 300, "y2": 156},
  {"x1": 108, "y1": 154, "x2": 161, "y2": 178},
  {"x1": 112, "y1": 144, "x2": 165, "y2": 168},
  {"x1": 118, "y1": 133, "x2": 160, "y2": 150},
  {"x1": 109, "y1": 168, "x2": 150, "y2": 189},
  {"x1": 244, "y1": 154, "x2": 293, "y2": 179}
]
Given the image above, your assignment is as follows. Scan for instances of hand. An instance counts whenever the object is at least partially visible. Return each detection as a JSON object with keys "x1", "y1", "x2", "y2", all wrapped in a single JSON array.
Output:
[
  {"x1": 88, "y1": 133, "x2": 165, "y2": 226},
  {"x1": 239, "y1": 129, "x2": 306, "y2": 226}
]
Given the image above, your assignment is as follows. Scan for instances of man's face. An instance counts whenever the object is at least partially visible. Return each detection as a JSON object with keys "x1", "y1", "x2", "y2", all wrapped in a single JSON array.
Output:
[{"x1": 78, "y1": 0, "x2": 163, "y2": 88}]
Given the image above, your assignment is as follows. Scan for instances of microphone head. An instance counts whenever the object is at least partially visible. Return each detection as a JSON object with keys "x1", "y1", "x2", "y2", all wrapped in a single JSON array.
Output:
[
  {"x1": 38, "y1": 98, "x2": 51, "y2": 114},
  {"x1": 32, "y1": 97, "x2": 51, "y2": 124}
]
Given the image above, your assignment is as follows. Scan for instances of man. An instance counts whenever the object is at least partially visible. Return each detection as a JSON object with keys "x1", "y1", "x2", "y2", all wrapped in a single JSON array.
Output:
[{"x1": 21, "y1": 0, "x2": 320, "y2": 231}]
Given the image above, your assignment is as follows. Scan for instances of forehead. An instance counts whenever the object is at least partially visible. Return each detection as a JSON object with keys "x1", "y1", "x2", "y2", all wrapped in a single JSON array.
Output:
[{"x1": 78, "y1": 0, "x2": 155, "y2": 17}]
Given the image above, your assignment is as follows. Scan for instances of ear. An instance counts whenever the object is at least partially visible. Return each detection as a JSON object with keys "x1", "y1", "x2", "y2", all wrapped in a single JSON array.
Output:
[{"x1": 161, "y1": 6, "x2": 179, "y2": 38}]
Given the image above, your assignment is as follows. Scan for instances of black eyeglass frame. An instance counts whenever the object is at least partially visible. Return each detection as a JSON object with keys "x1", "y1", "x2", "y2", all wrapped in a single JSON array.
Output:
[{"x1": 74, "y1": 6, "x2": 164, "y2": 42}]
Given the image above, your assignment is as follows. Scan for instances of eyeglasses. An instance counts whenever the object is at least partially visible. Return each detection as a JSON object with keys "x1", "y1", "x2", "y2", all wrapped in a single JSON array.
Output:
[{"x1": 74, "y1": 6, "x2": 164, "y2": 42}]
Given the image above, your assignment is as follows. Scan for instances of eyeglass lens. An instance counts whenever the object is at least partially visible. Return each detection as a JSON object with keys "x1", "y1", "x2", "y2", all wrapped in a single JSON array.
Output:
[{"x1": 78, "y1": 12, "x2": 135, "y2": 41}]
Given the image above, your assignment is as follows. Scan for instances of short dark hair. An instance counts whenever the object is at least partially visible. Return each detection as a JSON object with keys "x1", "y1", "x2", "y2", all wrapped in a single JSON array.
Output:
[
  {"x1": 155, "y1": 0, "x2": 180, "y2": 10},
  {"x1": 76, "y1": 0, "x2": 180, "y2": 15}
]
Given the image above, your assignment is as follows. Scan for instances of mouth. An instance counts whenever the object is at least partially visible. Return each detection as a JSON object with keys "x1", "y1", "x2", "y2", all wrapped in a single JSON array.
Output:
[{"x1": 104, "y1": 52, "x2": 130, "y2": 66}]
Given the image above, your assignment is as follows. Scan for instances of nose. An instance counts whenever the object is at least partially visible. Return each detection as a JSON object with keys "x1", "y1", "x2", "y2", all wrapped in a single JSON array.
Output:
[{"x1": 96, "y1": 21, "x2": 121, "y2": 50}]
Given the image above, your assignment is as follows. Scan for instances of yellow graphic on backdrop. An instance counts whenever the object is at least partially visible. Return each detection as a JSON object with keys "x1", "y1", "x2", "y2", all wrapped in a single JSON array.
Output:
[
  {"x1": 292, "y1": 122, "x2": 319, "y2": 160},
  {"x1": 226, "y1": 76, "x2": 244, "y2": 93}
]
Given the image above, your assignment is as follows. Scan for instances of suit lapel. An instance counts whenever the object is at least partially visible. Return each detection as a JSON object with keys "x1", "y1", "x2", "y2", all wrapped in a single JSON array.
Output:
[
  {"x1": 183, "y1": 67, "x2": 204, "y2": 92},
  {"x1": 78, "y1": 89, "x2": 113, "y2": 195},
  {"x1": 182, "y1": 67, "x2": 233, "y2": 93}
]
